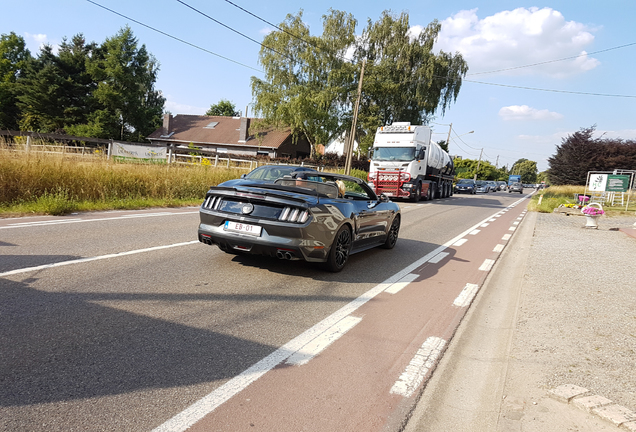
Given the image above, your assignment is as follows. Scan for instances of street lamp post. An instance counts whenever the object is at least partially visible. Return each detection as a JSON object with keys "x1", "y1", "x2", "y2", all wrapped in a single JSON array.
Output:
[{"x1": 445, "y1": 124, "x2": 473, "y2": 154}]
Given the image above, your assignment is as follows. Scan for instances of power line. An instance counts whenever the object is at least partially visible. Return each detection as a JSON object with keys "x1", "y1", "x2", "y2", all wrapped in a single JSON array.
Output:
[
  {"x1": 222, "y1": 0, "x2": 354, "y2": 64},
  {"x1": 467, "y1": 42, "x2": 636, "y2": 76},
  {"x1": 85, "y1": 0, "x2": 263, "y2": 73},
  {"x1": 451, "y1": 129, "x2": 480, "y2": 151},
  {"x1": 174, "y1": 0, "x2": 293, "y2": 61},
  {"x1": 463, "y1": 78, "x2": 636, "y2": 98}
]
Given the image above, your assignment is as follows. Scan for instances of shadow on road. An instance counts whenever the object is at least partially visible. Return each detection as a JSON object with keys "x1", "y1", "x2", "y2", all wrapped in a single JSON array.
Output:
[{"x1": 0, "y1": 277, "x2": 279, "y2": 407}]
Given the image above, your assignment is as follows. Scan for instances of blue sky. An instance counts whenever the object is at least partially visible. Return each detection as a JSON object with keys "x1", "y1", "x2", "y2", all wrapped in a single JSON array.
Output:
[{"x1": 3, "y1": 0, "x2": 635, "y2": 171}]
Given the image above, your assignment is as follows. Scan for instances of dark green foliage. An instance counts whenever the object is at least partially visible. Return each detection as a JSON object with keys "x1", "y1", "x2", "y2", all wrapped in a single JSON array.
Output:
[
  {"x1": 511, "y1": 158, "x2": 538, "y2": 184},
  {"x1": 251, "y1": 9, "x2": 468, "y2": 156},
  {"x1": 206, "y1": 99, "x2": 240, "y2": 117},
  {"x1": 548, "y1": 126, "x2": 636, "y2": 185},
  {"x1": 1, "y1": 28, "x2": 164, "y2": 142},
  {"x1": 0, "y1": 32, "x2": 31, "y2": 129}
]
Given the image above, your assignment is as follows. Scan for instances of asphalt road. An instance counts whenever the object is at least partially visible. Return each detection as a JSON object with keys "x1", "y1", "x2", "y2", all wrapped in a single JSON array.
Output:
[{"x1": 0, "y1": 191, "x2": 531, "y2": 431}]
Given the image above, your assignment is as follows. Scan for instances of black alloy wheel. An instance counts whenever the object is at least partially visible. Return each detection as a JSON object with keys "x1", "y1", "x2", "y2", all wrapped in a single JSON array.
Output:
[
  {"x1": 325, "y1": 225, "x2": 352, "y2": 272},
  {"x1": 382, "y1": 215, "x2": 400, "y2": 249}
]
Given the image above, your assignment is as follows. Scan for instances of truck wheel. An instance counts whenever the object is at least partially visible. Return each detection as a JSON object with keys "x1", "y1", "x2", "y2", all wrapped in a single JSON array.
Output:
[
  {"x1": 410, "y1": 184, "x2": 421, "y2": 202},
  {"x1": 431, "y1": 183, "x2": 438, "y2": 199}
]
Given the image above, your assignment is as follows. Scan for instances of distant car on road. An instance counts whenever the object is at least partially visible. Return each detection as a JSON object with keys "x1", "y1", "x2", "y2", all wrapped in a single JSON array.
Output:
[
  {"x1": 508, "y1": 182, "x2": 524, "y2": 194},
  {"x1": 496, "y1": 181, "x2": 507, "y2": 191},
  {"x1": 475, "y1": 180, "x2": 489, "y2": 193},
  {"x1": 218, "y1": 165, "x2": 319, "y2": 187},
  {"x1": 454, "y1": 179, "x2": 476, "y2": 194},
  {"x1": 486, "y1": 181, "x2": 498, "y2": 192}
]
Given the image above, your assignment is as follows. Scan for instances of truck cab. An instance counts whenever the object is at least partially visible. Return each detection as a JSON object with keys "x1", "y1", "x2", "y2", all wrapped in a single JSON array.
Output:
[{"x1": 368, "y1": 122, "x2": 455, "y2": 202}]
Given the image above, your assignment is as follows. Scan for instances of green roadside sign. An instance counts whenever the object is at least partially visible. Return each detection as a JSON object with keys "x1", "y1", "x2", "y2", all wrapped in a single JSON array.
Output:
[{"x1": 606, "y1": 175, "x2": 630, "y2": 192}]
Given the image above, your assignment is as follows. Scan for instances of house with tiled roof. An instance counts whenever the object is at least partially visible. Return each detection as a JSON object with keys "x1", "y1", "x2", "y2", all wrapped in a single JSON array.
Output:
[{"x1": 147, "y1": 114, "x2": 311, "y2": 159}]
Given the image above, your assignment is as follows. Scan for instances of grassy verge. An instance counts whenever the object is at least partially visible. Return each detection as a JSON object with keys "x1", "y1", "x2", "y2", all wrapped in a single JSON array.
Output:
[
  {"x1": 0, "y1": 150, "x2": 246, "y2": 217},
  {"x1": 528, "y1": 185, "x2": 636, "y2": 216}
]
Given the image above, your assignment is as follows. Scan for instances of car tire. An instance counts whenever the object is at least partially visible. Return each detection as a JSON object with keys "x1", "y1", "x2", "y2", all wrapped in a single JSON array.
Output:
[
  {"x1": 324, "y1": 225, "x2": 352, "y2": 272},
  {"x1": 381, "y1": 215, "x2": 400, "y2": 249}
]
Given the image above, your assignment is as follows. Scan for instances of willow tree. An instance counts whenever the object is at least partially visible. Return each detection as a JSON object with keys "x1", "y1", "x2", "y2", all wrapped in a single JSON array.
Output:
[
  {"x1": 251, "y1": 9, "x2": 468, "y2": 155},
  {"x1": 251, "y1": 10, "x2": 357, "y2": 155}
]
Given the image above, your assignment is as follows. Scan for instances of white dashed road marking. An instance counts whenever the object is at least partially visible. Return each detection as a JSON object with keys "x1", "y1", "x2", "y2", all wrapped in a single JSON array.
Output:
[
  {"x1": 479, "y1": 259, "x2": 495, "y2": 271},
  {"x1": 453, "y1": 283, "x2": 480, "y2": 307},
  {"x1": 390, "y1": 337, "x2": 447, "y2": 398}
]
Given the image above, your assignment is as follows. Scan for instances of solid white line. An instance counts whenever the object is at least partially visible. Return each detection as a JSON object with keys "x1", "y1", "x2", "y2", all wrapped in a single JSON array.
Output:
[
  {"x1": 152, "y1": 207, "x2": 511, "y2": 432},
  {"x1": 429, "y1": 252, "x2": 449, "y2": 264},
  {"x1": 453, "y1": 283, "x2": 479, "y2": 307},
  {"x1": 502, "y1": 234, "x2": 512, "y2": 241},
  {"x1": 452, "y1": 239, "x2": 468, "y2": 247},
  {"x1": 493, "y1": 244, "x2": 505, "y2": 253},
  {"x1": 0, "y1": 211, "x2": 199, "y2": 230},
  {"x1": 385, "y1": 273, "x2": 420, "y2": 295},
  {"x1": 390, "y1": 337, "x2": 446, "y2": 397},
  {"x1": 0, "y1": 241, "x2": 199, "y2": 277},
  {"x1": 478, "y1": 259, "x2": 495, "y2": 271},
  {"x1": 285, "y1": 316, "x2": 362, "y2": 366}
]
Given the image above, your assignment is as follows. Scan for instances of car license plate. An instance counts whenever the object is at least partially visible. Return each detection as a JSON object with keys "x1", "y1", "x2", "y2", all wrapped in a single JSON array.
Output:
[{"x1": 224, "y1": 221, "x2": 262, "y2": 236}]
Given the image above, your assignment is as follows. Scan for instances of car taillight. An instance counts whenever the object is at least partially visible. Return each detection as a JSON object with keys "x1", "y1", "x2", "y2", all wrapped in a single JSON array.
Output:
[
  {"x1": 279, "y1": 207, "x2": 310, "y2": 223},
  {"x1": 202, "y1": 195, "x2": 221, "y2": 210}
]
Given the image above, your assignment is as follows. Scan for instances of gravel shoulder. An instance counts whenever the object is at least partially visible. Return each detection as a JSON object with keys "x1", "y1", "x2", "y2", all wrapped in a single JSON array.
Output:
[{"x1": 404, "y1": 211, "x2": 636, "y2": 432}]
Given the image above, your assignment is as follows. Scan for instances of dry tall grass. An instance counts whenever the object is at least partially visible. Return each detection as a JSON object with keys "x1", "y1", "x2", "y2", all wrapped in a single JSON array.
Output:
[{"x1": 0, "y1": 148, "x2": 245, "y2": 215}]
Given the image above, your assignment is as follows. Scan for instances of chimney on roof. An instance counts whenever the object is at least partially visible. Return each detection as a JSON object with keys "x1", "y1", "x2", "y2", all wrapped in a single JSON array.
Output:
[
  {"x1": 238, "y1": 117, "x2": 250, "y2": 143},
  {"x1": 162, "y1": 113, "x2": 173, "y2": 135}
]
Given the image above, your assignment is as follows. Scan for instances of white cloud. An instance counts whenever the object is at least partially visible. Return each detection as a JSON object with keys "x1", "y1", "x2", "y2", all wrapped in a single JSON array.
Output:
[
  {"x1": 23, "y1": 32, "x2": 60, "y2": 54},
  {"x1": 430, "y1": 7, "x2": 599, "y2": 77},
  {"x1": 499, "y1": 105, "x2": 563, "y2": 121}
]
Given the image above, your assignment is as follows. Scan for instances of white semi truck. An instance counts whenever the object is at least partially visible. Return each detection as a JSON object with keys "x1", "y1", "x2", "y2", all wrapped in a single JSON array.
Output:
[{"x1": 367, "y1": 122, "x2": 455, "y2": 202}]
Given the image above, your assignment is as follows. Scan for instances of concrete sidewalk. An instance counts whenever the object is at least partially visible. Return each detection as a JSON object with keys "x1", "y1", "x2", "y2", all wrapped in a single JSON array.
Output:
[{"x1": 403, "y1": 211, "x2": 636, "y2": 432}]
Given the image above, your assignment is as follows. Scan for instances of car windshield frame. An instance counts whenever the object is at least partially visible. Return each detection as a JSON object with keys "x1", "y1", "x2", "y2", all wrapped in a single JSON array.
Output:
[{"x1": 457, "y1": 179, "x2": 474, "y2": 185}]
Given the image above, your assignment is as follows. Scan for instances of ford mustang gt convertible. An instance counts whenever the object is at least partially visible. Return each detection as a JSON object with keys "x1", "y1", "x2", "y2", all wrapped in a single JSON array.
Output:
[{"x1": 198, "y1": 172, "x2": 401, "y2": 272}]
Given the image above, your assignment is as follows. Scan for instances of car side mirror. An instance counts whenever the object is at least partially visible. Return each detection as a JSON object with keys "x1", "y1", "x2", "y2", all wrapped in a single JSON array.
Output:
[
  {"x1": 240, "y1": 174, "x2": 247, "y2": 179},
  {"x1": 379, "y1": 193, "x2": 390, "y2": 203}
]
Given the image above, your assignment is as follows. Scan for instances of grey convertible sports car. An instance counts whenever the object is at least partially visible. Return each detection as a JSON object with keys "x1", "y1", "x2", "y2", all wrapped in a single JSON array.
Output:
[{"x1": 198, "y1": 172, "x2": 401, "y2": 272}]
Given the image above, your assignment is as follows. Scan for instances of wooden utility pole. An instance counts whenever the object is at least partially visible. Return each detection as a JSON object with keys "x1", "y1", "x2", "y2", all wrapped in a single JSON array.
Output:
[
  {"x1": 445, "y1": 123, "x2": 452, "y2": 154},
  {"x1": 344, "y1": 59, "x2": 366, "y2": 176},
  {"x1": 473, "y1": 148, "x2": 483, "y2": 181}
]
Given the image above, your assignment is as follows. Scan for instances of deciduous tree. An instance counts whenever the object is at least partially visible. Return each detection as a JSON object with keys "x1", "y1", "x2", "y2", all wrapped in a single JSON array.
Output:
[
  {"x1": 251, "y1": 9, "x2": 468, "y2": 156},
  {"x1": 205, "y1": 99, "x2": 239, "y2": 117}
]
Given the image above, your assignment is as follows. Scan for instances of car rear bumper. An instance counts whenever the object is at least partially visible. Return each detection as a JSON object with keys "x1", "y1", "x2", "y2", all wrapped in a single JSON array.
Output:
[{"x1": 198, "y1": 217, "x2": 332, "y2": 262}]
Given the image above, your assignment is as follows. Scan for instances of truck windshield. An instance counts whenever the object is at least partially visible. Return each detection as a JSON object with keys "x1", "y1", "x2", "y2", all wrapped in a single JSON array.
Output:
[{"x1": 372, "y1": 147, "x2": 415, "y2": 161}]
